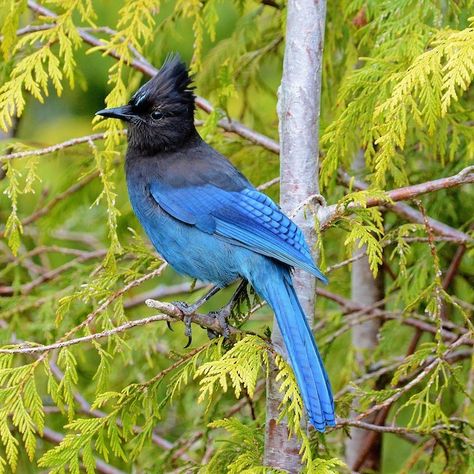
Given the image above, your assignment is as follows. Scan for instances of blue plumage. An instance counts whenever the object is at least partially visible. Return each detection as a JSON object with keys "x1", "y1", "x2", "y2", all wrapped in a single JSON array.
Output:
[{"x1": 96, "y1": 54, "x2": 335, "y2": 431}]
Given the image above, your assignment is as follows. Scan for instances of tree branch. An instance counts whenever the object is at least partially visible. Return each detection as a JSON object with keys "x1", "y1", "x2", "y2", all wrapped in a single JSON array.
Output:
[
  {"x1": 0, "y1": 314, "x2": 171, "y2": 354},
  {"x1": 354, "y1": 332, "x2": 472, "y2": 422},
  {"x1": 315, "y1": 288, "x2": 471, "y2": 345},
  {"x1": 0, "y1": 249, "x2": 106, "y2": 296},
  {"x1": 335, "y1": 169, "x2": 473, "y2": 244},
  {"x1": 145, "y1": 298, "x2": 241, "y2": 336},
  {"x1": 0, "y1": 295, "x2": 242, "y2": 355},
  {"x1": 376, "y1": 166, "x2": 474, "y2": 203},
  {"x1": 0, "y1": 132, "x2": 113, "y2": 162}
]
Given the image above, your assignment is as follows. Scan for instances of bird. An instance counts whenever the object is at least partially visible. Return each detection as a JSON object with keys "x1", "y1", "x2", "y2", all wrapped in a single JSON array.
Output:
[{"x1": 96, "y1": 54, "x2": 335, "y2": 432}]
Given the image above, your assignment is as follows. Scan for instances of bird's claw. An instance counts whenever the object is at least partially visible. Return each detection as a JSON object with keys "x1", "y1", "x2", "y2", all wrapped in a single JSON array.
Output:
[
  {"x1": 172, "y1": 301, "x2": 196, "y2": 348},
  {"x1": 209, "y1": 307, "x2": 231, "y2": 339},
  {"x1": 183, "y1": 315, "x2": 193, "y2": 348},
  {"x1": 166, "y1": 321, "x2": 174, "y2": 332},
  {"x1": 172, "y1": 300, "x2": 195, "y2": 316},
  {"x1": 173, "y1": 299, "x2": 231, "y2": 345}
]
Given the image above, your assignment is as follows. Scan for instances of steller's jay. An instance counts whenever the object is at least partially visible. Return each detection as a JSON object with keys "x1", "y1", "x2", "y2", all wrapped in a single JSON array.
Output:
[{"x1": 96, "y1": 55, "x2": 335, "y2": 431}]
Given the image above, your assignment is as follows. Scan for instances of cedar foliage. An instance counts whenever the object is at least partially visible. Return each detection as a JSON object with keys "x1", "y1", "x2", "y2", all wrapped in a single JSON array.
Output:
[{"x1": 0, "y1": 1, "x2": 473, "y2": 472}]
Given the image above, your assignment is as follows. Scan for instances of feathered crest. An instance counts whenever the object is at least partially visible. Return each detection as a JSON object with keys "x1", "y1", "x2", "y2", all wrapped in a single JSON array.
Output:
[{"x1": 130, "y1": 54, "x2": 195, "y2": 110}]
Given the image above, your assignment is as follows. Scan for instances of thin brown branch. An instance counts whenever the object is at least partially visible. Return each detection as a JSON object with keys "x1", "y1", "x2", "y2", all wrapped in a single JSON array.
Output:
[
  {"x1": 0, "y1": 23, "x2": 56, "y2": 40},
  {"x1": 0, "y1": 171, "x2": 100, "y2": 239},
  {"x1": 335, "y1": 358, "x2": 404, "y2": 399},
  {"x1": 355, "y1": 332, "x2": 472, "y2": 422},
  {"x1": 145, "y1": 298, "x2": 241, "y2": 336},
  {"x1": 0, "y1": 313, "x2": 171, "y2": 354},
  {"x1": 124, "y1": 281, "x2": 208, "y2": 309},
  {"x1": 2, "y1": 244, "x2": 104, "y2": 261},
  {"x1": 0, "y1": 249, "x2": 106, "y2": 296},
  {"x1": 261, "y1": 0, "x2": 282, "y2": 9},
  {"x1": 60, "y1": 263, "x2": 168, "y2": 340},
  {"x1": 337, "y1": 418, "x2": 422, "y2": 436},
  {"x1": 0, "y1": 132, "x2": 113, "y2": 162},
  {"x1": 323, "y1": 166, "x2": 474, "y2": 229},
  {"x1": 380, "y1": 166, "x2": 474, "y2": 203},
  {"x1": 337, "y1": 170, "x2": 473, "y2": 244},
  {"x1": 2, "y1": 292, "x2": 246, "y2": 358},
  {"x1": 443, "y1": 244, "x2": 467, "y2": 290},
  {"x1": 256, "y1": 176, "x2": 280, "y2": 191},
  {"x1": 315, "y1": 288, "x2": 470, "y2": 344},
  {"x1": 441, "y1": 240, "x2": 469, "y2": 319}
]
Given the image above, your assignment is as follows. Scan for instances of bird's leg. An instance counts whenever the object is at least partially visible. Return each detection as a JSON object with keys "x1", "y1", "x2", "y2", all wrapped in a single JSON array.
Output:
[
  {"x1": 173, "y1": 284, "x2": 222, "y2": 315},
  {"x1": 207, "y1": 280, "x2": 248, "y2": 340},
  {"x1": 172, "y1": 285, "x2": 223, "y2": 347}
]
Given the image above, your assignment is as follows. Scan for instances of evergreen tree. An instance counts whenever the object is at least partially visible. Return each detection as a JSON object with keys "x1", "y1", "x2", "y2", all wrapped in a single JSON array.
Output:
[{"x1": 0, "y1": 1, "x2": 472, "y2": 472}]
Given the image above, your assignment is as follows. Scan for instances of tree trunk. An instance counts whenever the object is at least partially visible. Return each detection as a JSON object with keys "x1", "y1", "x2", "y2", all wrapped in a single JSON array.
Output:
[
  {"x1": 263, "y1": 1, "x2": 327, "y2": 472},
  {"x1": 345, "y1": 153, "x2": 384, "y2": 472}
]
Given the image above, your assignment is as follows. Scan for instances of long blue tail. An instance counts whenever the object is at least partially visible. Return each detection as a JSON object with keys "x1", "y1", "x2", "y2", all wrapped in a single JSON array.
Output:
[{"x1": 250, "y1": 266, "x2": 335, "y2": 431}]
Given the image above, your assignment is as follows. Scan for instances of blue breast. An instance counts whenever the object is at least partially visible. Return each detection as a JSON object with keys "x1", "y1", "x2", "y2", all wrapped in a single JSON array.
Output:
[{"x1": 126, "y1": 175, "x2": 241, "y2": 286}]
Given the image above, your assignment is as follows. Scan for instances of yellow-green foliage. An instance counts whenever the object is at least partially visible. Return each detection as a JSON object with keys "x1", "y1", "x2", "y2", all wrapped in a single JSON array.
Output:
[
  {"x1": 197, "y1": 335, "x2": 269, "y2": 401},
  {"x1": 321, "y1": 7, "x2": 474, "y2": 188},
  {"x1": 0, "y1": 0, "x2": 473, "y2": 472}
]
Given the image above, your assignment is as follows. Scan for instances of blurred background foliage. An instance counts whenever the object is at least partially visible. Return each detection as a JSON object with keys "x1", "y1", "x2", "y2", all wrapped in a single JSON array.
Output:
[{"x1": 0, "y1": 0, "x2": 473, "y2": 473}]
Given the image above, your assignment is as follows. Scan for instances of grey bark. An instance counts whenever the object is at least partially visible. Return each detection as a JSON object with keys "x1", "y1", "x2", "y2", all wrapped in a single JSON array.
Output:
[
  {"x1": 345, "y1": 153, "x2": 384, "y2": 471},
  {"x1": 263, "y1": 1, "x2": 327, "y2": 472}
]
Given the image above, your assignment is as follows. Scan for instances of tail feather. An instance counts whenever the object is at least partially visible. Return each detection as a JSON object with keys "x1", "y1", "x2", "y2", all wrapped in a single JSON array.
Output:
[{"x1": 251, "y1": 269, "x2": 335, "y2": 431}]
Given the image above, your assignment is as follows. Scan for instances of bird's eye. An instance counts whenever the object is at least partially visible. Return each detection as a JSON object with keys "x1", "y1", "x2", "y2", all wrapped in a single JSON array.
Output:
[{"x1": 151, "y1": 111, "x2": 164, "y2": 120}]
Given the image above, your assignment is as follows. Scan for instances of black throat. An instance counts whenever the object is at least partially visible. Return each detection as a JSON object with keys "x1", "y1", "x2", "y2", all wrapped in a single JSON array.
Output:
[{"x1": 126, "y1": 122, "x2": 200, "y2": 155}]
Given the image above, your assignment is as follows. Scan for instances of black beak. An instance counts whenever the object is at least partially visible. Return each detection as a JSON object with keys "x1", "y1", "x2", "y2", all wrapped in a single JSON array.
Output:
[{"x1": 95, "y1": 105, "x2": 134, "y2": 121}]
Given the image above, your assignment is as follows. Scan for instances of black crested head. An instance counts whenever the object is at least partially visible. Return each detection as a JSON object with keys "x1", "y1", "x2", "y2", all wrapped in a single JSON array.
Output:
[
  {"x1": 131, "y1": 54, "x2": 195, "y2": 116},
  {"x1": 96, "y1": 54, "x2": 198, "y2": 153}
]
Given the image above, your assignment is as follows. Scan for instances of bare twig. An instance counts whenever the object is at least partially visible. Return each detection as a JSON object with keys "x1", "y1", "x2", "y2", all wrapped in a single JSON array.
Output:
[
  {"x1": 61, "y1": 263, "x2": 168, "y2": 340},
  {"x1": 0, "y1": 314, "x2": 171, "y2": 354},
  {"x1": 322, "y1": 166, "x2": 474, "y2": 230},
  {"x1": 124, "y1": 281, "x2": 208, "y2": 309},
  {"x1": 315, "y1": 288, "x2": 470, "y2": 344},
  {"x1": 256, "y1": 176, "x2": 280, "y2": 191},
  {"x1": 0, "y1": 132, "x2": 115, "y2": 162},
  {"x1": 145, "y1": 298, "x2": 241, "y2": 336},
  {"x1": 443, "y1": 244, "x2": 468, "y2": 291},
  {"x1": 0, "y1": 249, "x2": 106, "y2": 296},
  {"x1": 378, "y1": 166, "x2": 474, "y2": 203}
]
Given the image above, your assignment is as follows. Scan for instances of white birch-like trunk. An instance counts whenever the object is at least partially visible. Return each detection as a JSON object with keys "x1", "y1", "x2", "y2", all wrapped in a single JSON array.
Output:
[
  {"x1": 345, "y1": 153, "x2": 384, "y2": 471},
  {"x1": 263, "y1": 1, "x2": 327, "y2": 471}
]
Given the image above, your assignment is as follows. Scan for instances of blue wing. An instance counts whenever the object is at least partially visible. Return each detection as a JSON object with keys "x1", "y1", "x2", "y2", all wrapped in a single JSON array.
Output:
[{"x1": 149, "y1": 182, "x2": 328, "y2": 283}]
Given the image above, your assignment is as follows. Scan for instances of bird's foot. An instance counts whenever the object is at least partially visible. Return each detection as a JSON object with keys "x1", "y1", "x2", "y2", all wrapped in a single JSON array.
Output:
[
  {"x1": 183, "y1": 314, "x2": 193, "y2": 348},
  {"x1": 207, "y1": 305, "x2": 231, "y2": 340},
  {"x1": 172, "y1": 300, "x2": 198, "y2": 316},
  {"x1": 172, "y1": 301, "x2": 198, "y2": 348}
]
